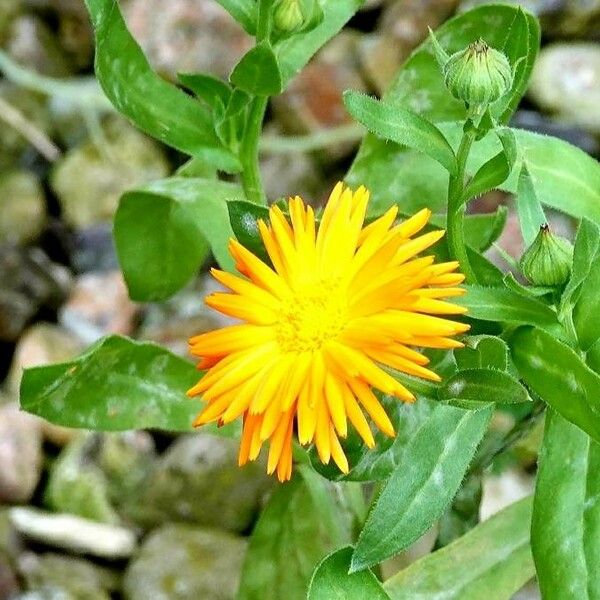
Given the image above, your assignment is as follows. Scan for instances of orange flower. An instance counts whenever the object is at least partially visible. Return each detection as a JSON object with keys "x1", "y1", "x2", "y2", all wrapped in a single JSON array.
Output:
[{"x1": 188, "y1": 183, "x2": 468, "y2": 481}]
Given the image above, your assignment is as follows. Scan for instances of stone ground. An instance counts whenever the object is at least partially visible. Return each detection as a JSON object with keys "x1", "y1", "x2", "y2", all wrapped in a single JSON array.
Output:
[{"x1": 2, "y1": 0, "x2": 600, "y2": 597}]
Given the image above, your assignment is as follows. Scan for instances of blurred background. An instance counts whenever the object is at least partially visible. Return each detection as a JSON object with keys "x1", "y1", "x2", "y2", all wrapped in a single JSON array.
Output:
[{"x1": 0, "y1": 0, "x2": 598, "y2": 598}]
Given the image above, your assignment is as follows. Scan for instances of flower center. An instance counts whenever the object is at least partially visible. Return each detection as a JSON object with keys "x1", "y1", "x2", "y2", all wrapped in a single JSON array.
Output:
[{"x1": 276, "y1": 280, "x2": 348, "y2": 352}]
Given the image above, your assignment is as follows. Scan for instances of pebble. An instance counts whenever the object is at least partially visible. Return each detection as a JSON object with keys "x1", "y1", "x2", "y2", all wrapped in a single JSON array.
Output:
[
  {"x1": 9, "y1": 508, "x2": 137, "y2": 559},
  {"x1": 59, "y1": 271, "x2": 140, "y2": 344},
  {"x1": 123, "y1": 524, "x2": 246, "y2": 600},
  {"x1": 528, "y1": 43, "x2": 600, "y2": 133},
  {"x1": 124, "y1": 0, "x2": 252, "y2": 81},
  {"x1": 51, "y1": 116, "x2": 169, "y2": 228},
  {"x1": 0, "y1": 403, "x2": 43, "y2": 504},
  {"x1": 0, "y1": 170, "x2": 46, "y2": 245}
]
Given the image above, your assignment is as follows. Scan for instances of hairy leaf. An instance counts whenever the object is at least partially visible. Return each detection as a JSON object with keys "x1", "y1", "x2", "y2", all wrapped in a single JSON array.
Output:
[
  {"x1": 83, "y1": 0, "x2": 239, "y2": 172},
  {"x1": 510, "y1": 327, "x2": 600, "y2": 443},
  {"x1": 384, "y1": 497, "x2": 534, "y2": 600},
  {"x1": 115, "y1": 178, "x2": 243, "y2": 300},
  {"x1": 344, "y1": 91, "x2": 457, "y2": 175},
  {"x1": 351, "y1": 404, "x2": 491, "y2": 570},
  {"x1": 532, "y1": 410, "x2": 600, "y2": 600},
  {"x1": 308, "y1": 547, "x2": 390, "y2": 600},
  {"x1": 19, "y1": 336, "x2": 235, "y2": 434}
]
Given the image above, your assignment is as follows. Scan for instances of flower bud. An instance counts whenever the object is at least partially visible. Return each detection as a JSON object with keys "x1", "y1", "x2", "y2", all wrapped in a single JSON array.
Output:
[
  {"x1": 519, "y1": 225, "x2": 573, "y2": 287},
  {"x1": 429, "y1": 31, "x2": 512, "y2": 108},
  {"x1": 273, "y1": 0, "x2": 304, "y2": 33}
]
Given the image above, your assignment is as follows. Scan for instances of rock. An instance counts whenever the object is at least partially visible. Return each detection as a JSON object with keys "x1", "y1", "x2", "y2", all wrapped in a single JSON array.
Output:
[
  {"x1": 17, "y1": 552, "x2": 119, "y2": 599},
  {"x1": 51, "y1": 117, "x2": 169, "y2": 228},
  {"x1": 0, "y1": 558, "x2": 19, "y2": 599},
  {"x1": 528, "y1": 43, "x2": 600, "y2": 134},
  {"x1": 357, "y1": 33, "x2": 406, "y2": 96},
  {"x1": 45, "y1": 436, "x2": 120, "y2": 525},
  {"x1": 461, "y1": 0, "x2": 600, "y2": 39},
  {"x1": 4, "y1": 14, "x2": 73, "y2": 77},
  {"x1": 0, "y1": 403, "x2": 43, "y2": 504},
  {"x1": 9, "y1": 508, "x2": 137, "y2": 559},
  {"x1": 59, "y1": 271, "x2": 140, "y2": 344},
  {"x1": 124, "y1": 0, "x2": 253, "y2": 81},
  {"x1": 0, "y1": 247, "x2": 72, "y2": 342},
  {"x1": 0, "y1": 0, "x2": 19, "y2": 45},
  {"x1": 373, "y1": 0, "x2": 459, "y2": 93},
  {"x1": 0, "y1": 83, "x2": 51, "y2": 172},
  {"x1": 0, "y1": 170, "x2": 46, "y2": 245},
  {"x1": 271, "y1": 31, "x2": 367, "y2": 161},
  {"x1": 480, "y1": 469, "x2": 534, "y2": 521},
  {"x1": 138, "y1": 275, "x2": 234, "y2": 358},
  {"x1": 126, "y1": 434, "x2": 272, "y2": 533},
  {"x1": 70, "y1": 224, "x2": 119, "y2": 273},
  {"x1": 0, "y1": 506, "x2": 23, "y2": 561},
  {"x1": 123, "y1": 524, "x2": 246, "y2": 600},
  {"x1": 6, "y1": 322, "x2": 82, "y2": 396},
  {"x1": 46, "y1": 432, "x2": 156, "y2": 523},
  {"x1": 260, "y1": 140, "x2": 323, "y2": 202}
]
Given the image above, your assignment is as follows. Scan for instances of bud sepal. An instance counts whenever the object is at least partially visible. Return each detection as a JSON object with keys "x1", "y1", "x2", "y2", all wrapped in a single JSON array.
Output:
[{"x1": 519, "y1": 225, "x2": 574, "y2": 287}]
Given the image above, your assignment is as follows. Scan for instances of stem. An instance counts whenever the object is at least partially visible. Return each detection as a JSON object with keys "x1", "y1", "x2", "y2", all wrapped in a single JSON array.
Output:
[
  {"x1": 240, "y1": 96, "x2": 269, "y2": 205},
  {"x1": 0, "y1": 96, "x2": 61, "y2": 161},
  {"x1": 446, "y1": 126, "x2": 478, "y2": 283},
  {"x1": 259, "y1": 124, "x2": 365, "y2": 154}
]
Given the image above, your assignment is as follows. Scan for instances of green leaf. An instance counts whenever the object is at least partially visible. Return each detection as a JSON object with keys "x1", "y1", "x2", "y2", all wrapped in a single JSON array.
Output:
[
  {"x1": 532, "y1": 410, "x2": 600, "y2": 600},
  {"x1": 384, "y1": 497, "x2": 534, "y2": 600},
  {"x1": 348, "y1": 125, "x2": 600, "y2": 224},
  {"x1": 83, "y1": 0, "x2": 240, "y2": 172},
  {"x1": 351, "y1": 404, "x2": 492, "y2": 571},
  {"x1": 114, "y1": 178, "x2": 243, "y2": 301},
  {"x1": 230, "y1": 42, "x2": 283, "y2": 96},
  {"x1": 439, "y1": 369, "x2": 530, "y2": 406},
  {"x1": 308, "y1": 547, "x2": 390, "y2": 600},
  {"x1": 462, "y1": 207, "x2": 507, "y2": 252},
  {"x1": 343, "y1": 91, "x2": 457, "y2": 175},
  {"x1": 468, "y1": 248, "x2": 505, "y2": 287},
  {"x1": 506, "y1": 129, "x2": 600, "y2": 224},
  {"x1": 227, "y1": 199, "x2": 270, "y2": 263},
  {"x1": 495, "y1": 7, "x2": 540, "y2": 123},
  {"x1": 516, "y1": 163, "x2": 546, "y2": 247},
  {"x1": 238, "y1": 476, "x2": 351, "y2": 600},
  {"x1": 572, "y1": 259, "x2": 600, "y2": 351},
  {"x1": 454, "y1": 336, "x2": 509, "y2": 371},
  {"x1": 510, "y1": 326, "x2": 600, "y2": 443},
  {"x1": 177, "y1": 72, "x2": 231, "y2": 111},
  {"x1": 19, "y1": 335, "x2": 235, "y2": 434},
  {"x1": 214, "y1": 0, "x2": 256, "y2": 35},
  {"x1": 562, "y1": 218, "x2": 600, "y2": 308},
  {"x1": 462, "y1": 128, "x2": 516, "y2": 205},
  {"x1": 455, "y1": 285, "x2": 558, "y2": 329},
  {"x1": 276, "y1": 0, "x2": 363, "y2": 87}
]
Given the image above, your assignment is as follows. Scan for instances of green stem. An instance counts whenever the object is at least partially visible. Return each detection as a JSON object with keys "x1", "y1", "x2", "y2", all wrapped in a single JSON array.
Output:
[
  {"x1": 259, "y1": 124, "x2": 365, "y2": 154},
  {"x1": 240, "y1": 96, "x2": 269, "y2": 205},
  {"x1": 446, "y1": 126, "x2": 478, "y2": 283}
]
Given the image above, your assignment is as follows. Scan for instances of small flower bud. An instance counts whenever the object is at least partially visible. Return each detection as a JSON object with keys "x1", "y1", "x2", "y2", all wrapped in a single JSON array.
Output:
[
  {"x1": 273, "y1": 0, "x2": 304, "y2": 33},
  {"x1": 519, "y1": 225, "x2": 573, "y2": 287},
  {"x1": 429, "y1": 31, "x2": 512, "y2": 108}
]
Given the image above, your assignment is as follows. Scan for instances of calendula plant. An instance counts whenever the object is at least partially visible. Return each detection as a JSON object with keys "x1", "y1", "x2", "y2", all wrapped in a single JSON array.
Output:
[{"x1": 19, "y1": 0, "x2": 600, "y2": 598}]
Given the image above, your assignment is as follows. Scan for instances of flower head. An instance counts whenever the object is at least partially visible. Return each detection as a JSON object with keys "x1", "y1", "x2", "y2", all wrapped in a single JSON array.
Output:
[{"x1": 188, "y1": 183, "x2": 468, "y2": 481}]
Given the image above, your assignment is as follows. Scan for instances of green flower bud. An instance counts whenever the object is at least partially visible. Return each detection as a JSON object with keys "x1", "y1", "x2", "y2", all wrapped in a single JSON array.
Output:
[
  {"x1": 429, "y1": 31, "x2": 512, "y2": 108},
  {"x1": 273, "y1": 0, "x2": 304, "y2": 33},
  {"x1": 519, "y1": 225, "x2": 574, "y2": 287}
]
